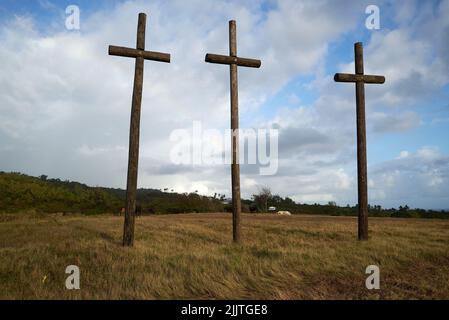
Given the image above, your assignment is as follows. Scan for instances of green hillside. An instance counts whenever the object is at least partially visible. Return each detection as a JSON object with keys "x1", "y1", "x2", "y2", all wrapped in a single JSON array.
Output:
[
  {"x1": 0, "y1": 172, "x2": 224, "y2": 214},
  {"x1": 0, "y1": 172, "x2": 121, "y2": 214}
]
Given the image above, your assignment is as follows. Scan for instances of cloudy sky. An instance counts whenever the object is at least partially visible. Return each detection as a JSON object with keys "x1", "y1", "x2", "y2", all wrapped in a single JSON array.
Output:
[{"x1": 0, "y1": 0, "x2": 448, "y2": 209}]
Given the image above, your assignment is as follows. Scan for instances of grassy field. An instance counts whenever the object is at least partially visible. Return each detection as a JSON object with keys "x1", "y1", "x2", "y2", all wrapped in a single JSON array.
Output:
[{"x1": 0, "y1": 212, "x2": 448, "y2": 299}]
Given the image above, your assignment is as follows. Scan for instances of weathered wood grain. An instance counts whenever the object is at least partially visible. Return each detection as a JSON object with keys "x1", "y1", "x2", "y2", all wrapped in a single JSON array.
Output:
[
  {"x1": 334, "y1": 73, "x2": 385, "y2": 84},
  {"x1": 205, "y1": 53, "x2": 261, "y2": 68},
  {"x1": 109, "y1": 46, "x2": 170, "y2": 63}
]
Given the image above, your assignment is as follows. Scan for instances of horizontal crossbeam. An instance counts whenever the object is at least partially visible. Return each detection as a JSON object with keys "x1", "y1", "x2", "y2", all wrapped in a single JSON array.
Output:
[
  {"x1": 109, "y1": 45, "x2": 170, "y2": 63},
  {"x1": 334, "y1": 73, "x2": 385, "y2": 84},
  {"x1": 205, "y1": 53, "x2": 261, "y2": 68}
]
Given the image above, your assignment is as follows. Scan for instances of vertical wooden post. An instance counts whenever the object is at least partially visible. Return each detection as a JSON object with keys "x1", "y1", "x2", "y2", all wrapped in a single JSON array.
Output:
[
  {"x1": 123, "y1": 13, "x2": 146, "y2": 247},
  {"x1": 354, "y1": 42, "x2": 368, "y2": 241},
  {"x1": 229, "y1": 20, "x2": 242, "y2": 243}
]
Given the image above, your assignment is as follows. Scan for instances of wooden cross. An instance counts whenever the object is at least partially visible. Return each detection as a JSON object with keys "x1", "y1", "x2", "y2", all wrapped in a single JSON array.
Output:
[
  {"x1": 205, "y1": 20, "x2": 261, "y2": 243},
  {"x1": 334, "y1": 42, "x2": 385, "y2": 240},
  {"x1": 109, "y1": 13, "x2": 170, "y2": 247}
]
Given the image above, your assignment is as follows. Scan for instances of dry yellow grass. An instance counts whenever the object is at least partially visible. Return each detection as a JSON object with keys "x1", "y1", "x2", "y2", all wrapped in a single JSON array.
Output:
[{"x1": 0, "y1": 212, "x2": 448, "y2": 299}]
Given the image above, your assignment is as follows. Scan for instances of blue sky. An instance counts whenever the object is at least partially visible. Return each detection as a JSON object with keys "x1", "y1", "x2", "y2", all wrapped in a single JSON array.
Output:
[{"x1": 0, "y1": 0, "x2": 448, "y2": 209}]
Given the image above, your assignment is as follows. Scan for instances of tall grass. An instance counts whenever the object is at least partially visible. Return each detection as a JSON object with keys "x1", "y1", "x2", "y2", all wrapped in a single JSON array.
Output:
[{"x1": 0, "y1": 213, "x2": 448, "y2": 299}]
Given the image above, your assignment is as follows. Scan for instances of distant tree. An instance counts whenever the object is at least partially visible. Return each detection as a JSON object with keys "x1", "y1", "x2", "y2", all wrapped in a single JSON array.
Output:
[
  {"x1": 252, "y1": 186, "x2": 272, "y2": 212},
  {"x1": 40, "y1": 175, "x2": 48, "y2": 181},
  {"x1": 269, "y1": 195, "x2": 282, "y2": 206},
  {"x1": 328, "y1": 201, "x2": 337, "y2": 207}
]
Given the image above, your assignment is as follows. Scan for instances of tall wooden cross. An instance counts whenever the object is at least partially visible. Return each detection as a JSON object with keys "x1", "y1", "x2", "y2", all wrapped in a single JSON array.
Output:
[
  {"x1": 334, "y1": 42, "x2": 385, "y2": 240},
  {"x1": 109, "y1": 13, "x2": 170, "y2": 247},
  {"x1": 205, "y1": 20, "x2": 261, "y2": 243}
]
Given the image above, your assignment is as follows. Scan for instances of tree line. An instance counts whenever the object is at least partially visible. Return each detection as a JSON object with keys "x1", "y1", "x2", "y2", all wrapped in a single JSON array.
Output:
[
  {"x1": 0, "y1": 172, "x2": 447, "y2": 219},
  {"x1": 250, "y1": 187, "x2": 448, "y2": 219}
]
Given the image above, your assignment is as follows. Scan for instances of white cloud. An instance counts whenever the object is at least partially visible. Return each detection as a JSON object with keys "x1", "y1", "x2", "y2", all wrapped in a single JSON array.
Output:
[
  {"x1": 397, "y1": 151, "x2": 410, "y2": 159},
  {"x1": 370, "y1": 147, "x2": 449, "y2": 208}
]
